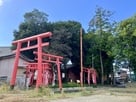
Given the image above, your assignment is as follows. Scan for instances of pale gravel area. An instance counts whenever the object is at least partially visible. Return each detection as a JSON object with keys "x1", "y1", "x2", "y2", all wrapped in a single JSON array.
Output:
[
  {"x1": 50, "y1": 92, "x2": 136, "y2": 102},
  {"x1": 50, "y1": 95, "x2": 135, "y2": 102},
  {"x1": 0, "y1": 91, "x2": 136, "y2": 102}
]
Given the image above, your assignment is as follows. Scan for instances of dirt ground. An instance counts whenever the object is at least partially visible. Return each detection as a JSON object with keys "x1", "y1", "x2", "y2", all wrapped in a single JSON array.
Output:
[
  {"x1": 51, "y1": 95, "x2": 135, "y2": 102},
  {"x1": 0, "y1": 83, "x2": 136, "y2": 102},
  {"x1": 51, "y1": 90, "x2": 136, "y2": 102}
]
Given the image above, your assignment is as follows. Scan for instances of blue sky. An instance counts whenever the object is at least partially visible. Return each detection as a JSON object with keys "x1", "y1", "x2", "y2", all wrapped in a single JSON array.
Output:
[{"x1": 0, "y1": 0, "x2": 136, "y2": 46}]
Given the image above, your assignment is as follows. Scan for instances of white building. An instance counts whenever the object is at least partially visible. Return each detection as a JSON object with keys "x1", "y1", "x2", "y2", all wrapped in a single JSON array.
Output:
[{"x1": 0, "y1": 47, "x2": 32, "y2": 85}]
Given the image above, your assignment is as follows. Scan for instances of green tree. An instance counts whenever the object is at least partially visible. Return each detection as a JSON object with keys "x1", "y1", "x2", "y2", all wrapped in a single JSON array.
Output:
[
  {"x1": 44, "y1": 21, "x2": 82, "y2": 82},
  {"x1": 13, "y1": 9, "x2": 49, "y2": 40},
  {"x1": 13, "y1": 9, "x2": 83, "y2": 69},
  {"x1": 13, "y1": 9, "x2": 50, "y2": 59},
  {"x1": 88, "y1": 6, "x2": 116, "y2": 84},
  {"x1": 47, "y1": 21, "x2": 83, "y2": 66},
  {"x1": 116, "y1": 15, "x2": 136, "y2": 77}
]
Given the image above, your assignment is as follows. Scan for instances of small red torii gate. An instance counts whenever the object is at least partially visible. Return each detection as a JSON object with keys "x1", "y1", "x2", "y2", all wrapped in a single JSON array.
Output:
[
  {"x1": 10, "y1": 32, "x2": 63, "y2": 90},
  {"x1": 25, "y1": 63, "x2": 52, "y2": 87},
  {"x1": 33, "y1": 51, "x2": 63, "y2": 89},
  {"x1": 83, "y1": 67, "x2": 97, "y2": 85}
]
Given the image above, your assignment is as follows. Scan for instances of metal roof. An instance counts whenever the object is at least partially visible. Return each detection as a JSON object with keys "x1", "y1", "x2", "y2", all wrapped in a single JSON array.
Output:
[
  {"x1": 0, "y1": 47, "x2": 13, "y2": 57},
  {"x1": 0, "y1": 46, "x2": 33, "y2": 62}
]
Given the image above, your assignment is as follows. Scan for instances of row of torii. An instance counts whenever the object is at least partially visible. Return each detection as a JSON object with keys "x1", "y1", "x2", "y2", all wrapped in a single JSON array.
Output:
[{"x1": 10, "y1": 32, "x2": 97, "y2": 90}]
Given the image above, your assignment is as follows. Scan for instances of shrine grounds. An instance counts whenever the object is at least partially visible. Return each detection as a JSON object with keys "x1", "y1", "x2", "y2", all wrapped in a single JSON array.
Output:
[{"x1": 0, "y1": 82, "x2": 136, "y2": 102}]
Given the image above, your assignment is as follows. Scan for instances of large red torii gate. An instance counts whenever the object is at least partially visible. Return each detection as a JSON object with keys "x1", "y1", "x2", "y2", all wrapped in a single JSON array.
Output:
[{"x1": 10, "y1": 32, "x2": 62, "y2": 89}]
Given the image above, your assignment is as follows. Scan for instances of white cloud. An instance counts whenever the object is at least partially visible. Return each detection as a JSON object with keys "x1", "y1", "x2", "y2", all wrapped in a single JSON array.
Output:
[{"x1": 0, "y1": 0, "x2": 3, "y2": 7}]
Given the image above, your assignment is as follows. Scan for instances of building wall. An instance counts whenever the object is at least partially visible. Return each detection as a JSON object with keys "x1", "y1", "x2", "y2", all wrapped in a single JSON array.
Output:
[{"x1": 0, "y1": 57, "x2": 27, "y2": 82}]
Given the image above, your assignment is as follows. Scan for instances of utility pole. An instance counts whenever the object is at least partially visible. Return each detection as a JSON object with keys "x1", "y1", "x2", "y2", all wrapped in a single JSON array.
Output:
[{"x1": 80, "y1": 28, "x2": 83, "y2": 87}]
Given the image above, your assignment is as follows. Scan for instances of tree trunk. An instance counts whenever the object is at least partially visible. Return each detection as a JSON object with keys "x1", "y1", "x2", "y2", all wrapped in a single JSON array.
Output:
[
  {"x1": 100, "y1": 50, "x2": 104, "y2": 85},
  {"x1": 92, "y1": 54, "x2": 94, "y2": 68}
]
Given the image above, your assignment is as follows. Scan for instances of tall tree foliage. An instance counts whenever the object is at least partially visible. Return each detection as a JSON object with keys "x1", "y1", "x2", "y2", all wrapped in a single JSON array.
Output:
[
  {"x1": 116, "y1": 15, "x2": 136, "y2": 75},
  {"x1": 47, "y1": 21, "x2": 82, "y2": 66},
  {"x1": 87, "y1": 6, "x2": 115, "y2": 84},
  {"x1": 13, "y1": 9, "x2": 49, "y2": 40},
  {"x1": 13, "y1": 9, "x2": 82, "y2": 68},
  {"x1": 13, "y1": 9, "x2": 50, "y2": 59}
]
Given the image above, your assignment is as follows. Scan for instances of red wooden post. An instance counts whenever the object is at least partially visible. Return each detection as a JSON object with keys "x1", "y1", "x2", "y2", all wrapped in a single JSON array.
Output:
[
  {"x1": 92, "y1": 71, "x2": 97, "y2": 84},
  {"x1": 56, "y1": 58, "x2": 62, "y2": 90},
  {"x1": 87, "y1": 69, "x2": 90, "y2": 86},
  {"x1": 36, "y1": 37, "x2": 43, "y2": 88},
  {"x1": 10, "y1": 42, "x2": 21, "y2": 89}
]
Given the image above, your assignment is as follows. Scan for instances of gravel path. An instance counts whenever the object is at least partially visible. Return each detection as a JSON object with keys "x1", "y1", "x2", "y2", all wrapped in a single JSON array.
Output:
[{"x1": 50, "y1": 93, "x2": 136, "y2": 102}]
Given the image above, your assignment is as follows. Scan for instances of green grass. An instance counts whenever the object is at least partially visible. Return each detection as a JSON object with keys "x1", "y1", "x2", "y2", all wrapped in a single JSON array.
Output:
[
  {"x1": 0, "y1": 83, "x2": 9, "y2": 94},
  {"x1": 1, "y1": 83, "x2": 136, "y2": 102},
  {"x1": 50, "y1": 82, "x2": 94, "y2": 88},
  {"x1": 49, "y1": 82, "x2": 79, "y2": 88}
]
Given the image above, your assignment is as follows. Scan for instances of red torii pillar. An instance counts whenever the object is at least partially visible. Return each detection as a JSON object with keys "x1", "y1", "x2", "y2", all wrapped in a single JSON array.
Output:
[
  {"x1": 56, "y1": 58, "x2": 62, "y2": 90},
  {"x1": 91, "y1": 69, "x2": 97, "y2": 85},
  {"x1": 36, "y1": 36, "x2": 42, "y2": 87},
  {"x1": 10, "y1": 32, "x2": 52, "y2": 89},
  {"x1": 87, "y1": 69, "x2": 91, "y2": 86},
  {"x1": 10, "y1": 42, "x2": 21, "y2": 89}
]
